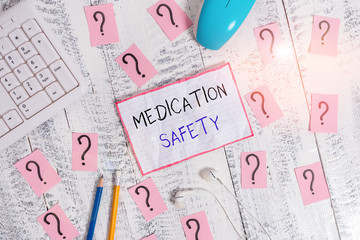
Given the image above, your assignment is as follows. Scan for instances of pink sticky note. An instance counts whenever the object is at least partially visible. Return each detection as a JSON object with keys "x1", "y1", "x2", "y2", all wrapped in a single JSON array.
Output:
[
  {"x1": 72, "y1": 133, "x2": 98, "y2": 171},
  {"x1": 37, "y1": 204, "x2": 79, "y2": 240},
  {"x1": 14, "y1": 150, "x2": 61, "y2": 197},
  {"x1": 116, "y1": 44, "x2": 158, "y2": 88},
  {"x1": 84, "y1": 4, "x2": 119, "y2": 47},
  {"x1": 295, "y1": 162, "x2": 330, "y2": 205},
  {"x1": 310, "y1": 94, "x2": 338, "y2": 133},
  {"x1": 128, "y1": 178, "x2": 167, "y2": 222},
  {"x1": 254, "y1": 23, "x2": 281, "y2": 64},
  {"x1": 141, "y1": 234, "x2": 157, "y2": 240},
  {"x1": 245, "y1": 85, "x2": 283, "y2": 128},
  {"x1": 241, "y1": 151, "x2": 267, "y2": 188},
  {"x1": 148, "y1": 0, "x2": 193, "y2": 41},
  {"x1": 309, "y1": 16, "x2": 340, "y2": 56},
  {"x1": 181, "y1": 211, "x2": 213, "y2": 240}
]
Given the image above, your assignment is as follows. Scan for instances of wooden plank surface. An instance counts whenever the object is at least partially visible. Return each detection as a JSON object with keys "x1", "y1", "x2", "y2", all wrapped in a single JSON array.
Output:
[
  {"x1": 283, "y1": 1, "x2": 360, "y2": 239},
  {"x1": 197, "y1": 0, "x2": 340, "y2": 238},
  {"x1": 0, "y1": 0, "x2": 359, "y2": 239}
]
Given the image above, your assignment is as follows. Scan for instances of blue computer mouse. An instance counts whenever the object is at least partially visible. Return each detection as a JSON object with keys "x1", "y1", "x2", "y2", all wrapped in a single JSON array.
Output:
[{"x1": 194, "y1": 0, "x2": 256, "y2": 50}]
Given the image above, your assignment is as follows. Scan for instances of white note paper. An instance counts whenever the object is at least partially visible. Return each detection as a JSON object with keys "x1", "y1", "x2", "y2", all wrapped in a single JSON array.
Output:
[{"x1": 116, "y1": 64, "x2": 253, "y2": 175}]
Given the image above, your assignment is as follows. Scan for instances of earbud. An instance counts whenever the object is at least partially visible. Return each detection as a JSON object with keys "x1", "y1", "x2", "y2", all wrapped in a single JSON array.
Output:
[
  {"x1": 173, "y1": 190, "x2": 191, "y2": 209},
  {"x1": 173, "y1": 168, "x2": 219, "y2": 209},
  {"x1": 174, "y1": 199, "x2": 184, "y2": 209},
  {"x1": 199, "y1": 167, "x2": 218, "y2": 182}
]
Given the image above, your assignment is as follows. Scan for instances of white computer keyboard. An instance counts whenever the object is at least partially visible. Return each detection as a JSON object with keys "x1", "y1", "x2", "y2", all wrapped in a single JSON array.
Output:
[{"x1": 0, "y1": 1, "x2": 85, "y2": 152}]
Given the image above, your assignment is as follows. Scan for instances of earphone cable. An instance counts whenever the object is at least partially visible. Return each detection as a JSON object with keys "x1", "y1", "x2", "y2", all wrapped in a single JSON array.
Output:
[
  {"x1": 215, "y1": 177, "x2": 272, "y2": 240},
  {"x1": 190, "y1": 188, "x2": 246, "y2": 240}
]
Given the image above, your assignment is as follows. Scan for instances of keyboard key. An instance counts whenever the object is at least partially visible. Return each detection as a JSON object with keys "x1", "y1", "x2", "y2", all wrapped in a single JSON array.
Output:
[
  {"x1": 1, "y1": 73, "x2": 19, "y2": 91},
  {"x1": 0, "y1": 60, "x2": 10, "y2": 77},
  {"x1": 1, "y1": 19, "x2": 13, "y2": 29},
  {"x1": 0, "y1": 37, "x2": 15, "y2": 56},
  {"x1": 19, "y1": 91, "x2": 51, "y2": 119},
  {"x1": 9, "y1": 86, "x2": 29, "y2": 104},
  {"x1": 3, "y1": 110, "x2": 22, "y2": 129},
  {"x1": 18, "y1": 42, "x2": 37, "y2": 60},
  {"x1": 50, "y1": 60, "x2": 78, "y2": 92},
  {"x1": 22, "y1": 19, "x2": 41, "y2": 38},
  {"x1": 0, "y1": 119, "x2": 9, "y2": 136},
  {"x1": 23, "y1": 77, "x2": 42, "y2": 96},
  {"x1": 5, "y1": 50, "x2": 24, "y2": 68},
  {"x1": 46, "y1": 82, "x2": 65, "y2": 101},
  {"x1": 9, "y1": 28, "x2": 28, "y2": 47},
  {"x1": 31, "y1": 33, "x2": 59, "y2": 65},
  {"x1": 27, "y1": 55, "x2": 46, "y2": 73},
  {"x1": 36, "y1": 68, "x2": 55, "y2": 87},
  {"x1": 11, "y1": 16, "x2": 18, "y2": 22},
  {"x1": 14, "y1": 64, "x2": 32, "y2": 82}
]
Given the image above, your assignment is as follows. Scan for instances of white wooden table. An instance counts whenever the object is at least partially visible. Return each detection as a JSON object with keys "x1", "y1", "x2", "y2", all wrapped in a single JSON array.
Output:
[{"x1": 1, "y1": 0, "x2": 359, "y2": 239}]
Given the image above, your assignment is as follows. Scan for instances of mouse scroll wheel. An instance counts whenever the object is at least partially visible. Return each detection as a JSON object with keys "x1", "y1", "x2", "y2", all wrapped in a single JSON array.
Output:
[{"x1": 225, "y1": 0, "x2": 231, "y2": 8}]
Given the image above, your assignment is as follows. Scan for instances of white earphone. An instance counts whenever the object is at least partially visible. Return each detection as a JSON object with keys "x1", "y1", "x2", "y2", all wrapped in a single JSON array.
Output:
[
  {"x1": 173, "y1": 167, "x2": 272, "y2": 240},
  {"x1": 173, "y1": 189, "x2": 191, "y2": 209},
  {"x1": 173, "y1": 168, "x2": 218, "y2": 209},
  {"x1": 199, "y1": 167, "x2": 218, "y2": 182}
]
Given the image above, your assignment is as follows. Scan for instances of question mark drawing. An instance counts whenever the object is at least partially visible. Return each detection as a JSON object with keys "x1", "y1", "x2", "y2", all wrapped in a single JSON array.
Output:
[
  {"x1": 156, "y1": 4, "x2": 178, "y2": 28},
  {"x1": 122, "y1": 53, "x2": 146, "y2": 78},
  {"x1": 303, "y1": 169, "x2": 315, "y2": 195},
  {"x1": 44, "y1": 212, "x2": 66, "y2": 239},
  {"x1": 245, "y1": 154, "x2": 260, "y2": 184},
  {"x1": 93, "y1": 11, "x2": 105, "y2": 36},
  {"x1": 318, "y1": 101, "x2": 329, "y2": 125},
  {"x1": 25, "y1": 161, "x2": 46, "y2": 184},
  {"x1": 259, "y1": 28, "x2": 275, "y2": 58},
  {"x1": 186, "y1": 218, "x2": 200, "y2": 240},
  {"x1": 77, "y1": 135, "x2": 91, "y2": 166},
  {"x1": 135, "y1": 186, "x2": 153, "y2": 211},
  {"x1": 251, "y1": 91, "x2": 269, "y2": 118},
  {"x1": 319, "y1": 20, "x2": 330, "y2": 45}
]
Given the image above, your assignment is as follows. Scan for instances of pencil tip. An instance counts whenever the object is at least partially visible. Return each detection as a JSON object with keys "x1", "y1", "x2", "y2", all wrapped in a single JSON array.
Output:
[{"x1": 98, "y1": 177, "x2": 104, "y2": 187}]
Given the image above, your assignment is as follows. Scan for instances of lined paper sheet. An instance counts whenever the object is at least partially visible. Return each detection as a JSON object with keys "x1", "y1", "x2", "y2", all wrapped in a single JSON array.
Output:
[{"x1": 116, "y1": 64, "x2": 253, "y2": 175}]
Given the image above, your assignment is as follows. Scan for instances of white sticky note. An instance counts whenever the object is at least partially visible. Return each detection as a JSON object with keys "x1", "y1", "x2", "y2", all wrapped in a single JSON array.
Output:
[{"x1": 116, "y1": 64, "x2": 253, "y2": 175}]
